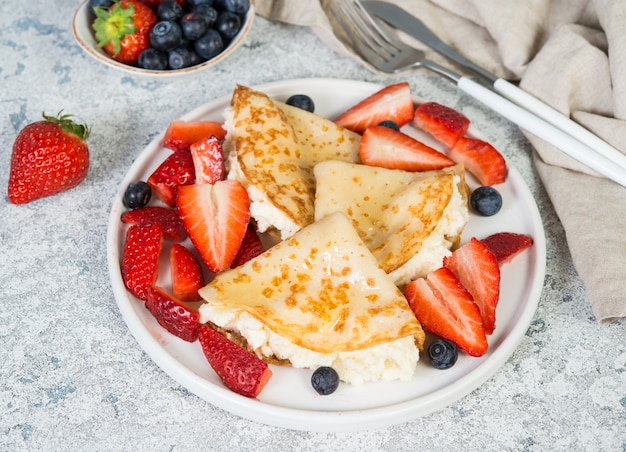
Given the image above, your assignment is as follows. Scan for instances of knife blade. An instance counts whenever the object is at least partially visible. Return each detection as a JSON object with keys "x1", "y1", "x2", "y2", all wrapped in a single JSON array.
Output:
[{"x1": 362, "y1": 0, "x2": 626, "y2": 178}]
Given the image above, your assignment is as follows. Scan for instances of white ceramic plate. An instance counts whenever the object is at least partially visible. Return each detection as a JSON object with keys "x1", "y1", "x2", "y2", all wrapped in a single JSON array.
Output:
[
  {"x1": 72, "y1": 0, "x2": 255, "y2": 80},
  {"x1": 106, "y1": 78, "x2": 546, "y2": 432}
]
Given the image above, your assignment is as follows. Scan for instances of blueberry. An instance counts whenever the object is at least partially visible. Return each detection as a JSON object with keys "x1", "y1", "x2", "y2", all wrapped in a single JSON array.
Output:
[
  {"x1": 187, "y1": 0, "x2": 214, "y2": 6},
  {"x1": 123, "y1": 181, "x2": 151, "y2": 209},
  {"x1": 188, "y1": 49, "x2": 204, "y2": 66},
  {"x1": 194, "y1": 28, "x2": 224, "y2": 59},
  {"x1": 168, "y1": 47, "x2": 192, "y2": 69},
  {"x1": 215, "y1": 0, "x2": 250, "y2": 15},
  {"x1": 215, "y1": 11, "x2": 241, "y2": 40},
  {"x1": 470, "y1": 185, "x2": 503, "y2": 216},
  {"x1": 192, "y1": 4, "x2": 218, "y2": 27},
  {"x1": 138, "y1": 48, "x2": 168, "y2": 70},
  {"x1": 156, "y1": 0, "x2": 184, "y2": 21},
  {"x1": 427, "y1": 338, "x2": 458, "y2": 369},
  {"x1": 311, "y1": 367, "x2": 340, "y2": 395},
  {"x1": 150, "y1": 20, "x2": 183, "y2": 51},
  {"x1": 378, "y1": 120, "x2": 400, "y2": 131},
  {"x1": 181, "y1": 12, "x2": 210, "y2": 40},
  {"x1": 286, "y1": 94, "x2": 315, "y2": 113}
]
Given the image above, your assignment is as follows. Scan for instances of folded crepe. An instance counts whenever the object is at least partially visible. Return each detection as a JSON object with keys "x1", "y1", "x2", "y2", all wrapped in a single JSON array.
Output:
[
  {"x1": 198, "y1": 211, "x2": 425, "y2": 385},
  {"x1": 224, "y1": 84, "x2": 361, "y2": 240},
  {"x1": 314, "y1": 161, "x2": 469, "y2": 285}
]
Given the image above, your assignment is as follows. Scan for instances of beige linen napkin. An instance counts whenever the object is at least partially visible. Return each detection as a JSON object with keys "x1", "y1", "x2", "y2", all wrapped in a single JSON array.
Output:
[{"x1": 255, "y1": 0, "x2": 626, "y2": 323}]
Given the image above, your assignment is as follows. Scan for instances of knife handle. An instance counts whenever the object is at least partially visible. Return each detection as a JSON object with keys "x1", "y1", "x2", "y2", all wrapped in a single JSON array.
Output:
[
  {"x1": 493, "y1": 78, "x2": 626, "y2": 172},
  {"x1": 457, "y1": 77, "x2": 626, "y2": 187}
]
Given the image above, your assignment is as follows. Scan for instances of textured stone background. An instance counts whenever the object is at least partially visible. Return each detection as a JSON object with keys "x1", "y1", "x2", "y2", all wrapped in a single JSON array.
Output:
[{"x1": 0, "y1": 2, "x2": 624, "y2": 451}]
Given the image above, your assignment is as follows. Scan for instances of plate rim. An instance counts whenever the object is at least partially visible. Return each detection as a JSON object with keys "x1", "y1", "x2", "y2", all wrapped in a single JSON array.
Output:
[{"x1": 106, "y1": 77, "x2": 547, "y2": 432}]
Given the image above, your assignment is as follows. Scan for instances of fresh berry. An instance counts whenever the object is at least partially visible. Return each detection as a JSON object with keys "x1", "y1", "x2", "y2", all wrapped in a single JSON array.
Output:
[
  {"x1": 377, "y1": 119, "x2": 400, "y2": 131},
  {"x1": 470, "y1": 186, "x2": 502, "y2": 216},
  {"x1": 180, "y1": 11, "x2": 210, "y2": 40},
  {"x1": 88, "y1": 0, "x2": 114, "y2": 17},
  {"x1": 448, "y1": 137, "x2": 507, "y2": 186},
  {"x1": 286, "y1": 94, "x2": 315, "y2": 113},
  {"x1": 413, "y1": 102, "x2": 470, "y2": 148},
  {"x1": 138, "y1": 48, "x2": 168, "y2": 70},
  {"x1": 334, "y1": 82, "x2": 414, "y2": 134},
  {"x1": 215, "y1": 11, "x2": 241, "y2": 40},
  {"x1": 216, "y1": 0, "x2": 251, "y2": 15},
  {"x1": 168, "y1": 47, "x2": 192, "y2": 69},
  {"x1": 444, "y1": 238, "x2": 500, "y2": 335},
  {"x1": 145, "y1": 286, "x2": 200, "y2": 342},
  {"x1": 198, "y1": 325, "x2": 273, "y2": 398},
  {"x1": 8, "y1": 112, "x2": 90, "y2": 204},
  {"x1": 359, "y1": 125, "x2": 455, "y2": 171},
  {"x1": 162, "y1": 119, "x2": 226, "y2": 151},
  {"x1": 427, "y1": 338, "x2": 458, "y2": 369},
  {"x1": 146, "y1": 149, "x2": 195, "y2": 207},
  {"x1": 92, "y1": 0, "x2": 158, "y2": 65},
  {"x1": 230, "y1": 222, "x2": 265, "y2": 268},
  {"x1": 187, "y1": 0, "x2": 213, "y2": 7},
  {"x1": 481, "y1": 232, "x2": 534, "y2": 266},
  {"x1": 311, "y1": 367, "x2": 340, "y2": 395},
  {"x1": 194, "y1": 28, "x2": 224, "y2": 60},
  {"x1": 405, "y1": 267, "x2": 488, "y2": 357},
  {"x1": 176, "y1": 180, "x2": 250, "y2": 273},
  {"x1": 121, "y1": 206, "x2": 187, "y2": 241},
  {"x1": 122, "y1": 181, "x2": 152, "y2": 209},
  {"x1": 150, "y1": 20, "x2": 184, "y2": 51},
  {"x1": 121, "y1": 224, "x2": 163, "y2": 301},
  {"x1": 140, "y1": 0, "x2": 185, "y2": 8},
  {"x1": 190, "y1": 134, "x2": 226, "y2": 184},
  {"x1": 156, "y1": 0, "x2": 185, "y2": 21},
  {"x1": 170, "y1": 244, "x2": 205, "y2": 301}
]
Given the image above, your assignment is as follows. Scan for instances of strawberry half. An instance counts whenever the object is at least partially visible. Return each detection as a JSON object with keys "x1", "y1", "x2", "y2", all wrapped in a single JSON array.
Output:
[
  {"x1": 8, "y1": 112, "x2": 90, "y2": 205},
  {"x1": 190, "y1": 135, "x2": 226, "y2": 184},
  {"x1": 413, "y1": 102, "x2": 470, "y2": 148},
  {"x1": 481, "y1": 232, "x2": 534, "y2": 266},
  {"x1": 121, "y1": 206, "x2": 187, "y2": 241},
  {"x1": 145, "y1": 286, "x2": 200, "y2": 342},
  {"x1": 170, "y1": 244, "x2": 205, "y2": 302},
  {"x1": 444, "y1": 238, "x2": 500, "y2": 335},
  {"x1": 177, "y1": 180, "x2": 250, "y2": 273},
  {"x1": 121, "y1": 224, "x2": 163, "y2": 301},
  {"x1": 163, "y1": 120, "x2": 226, "y2": 152},
  {"x1": 448, "y1": 137, "x2": 507, "y2": 186},
  {"x1": 231, "y1": 222, "x2": 265, "y2": 268},
  {"x1": 198, "y1": 325, "x2": 273, "y2": 398},
  {"x1": 334, "y1": 82, "x2": 414, "y2": 134},
  {"x1": 147, "y1": 149, "x2": 195, "y2": 207},
  {"x1": 359, "y1": 125, "x2": 455, "y2": 171},
  {"x1": 405, "y1": 267, "x2": 488, "y2": 357}
]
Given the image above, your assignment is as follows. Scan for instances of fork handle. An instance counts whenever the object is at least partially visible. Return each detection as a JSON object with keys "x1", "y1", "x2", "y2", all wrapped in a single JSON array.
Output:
[{"x1": 457, "y1": 77, "x2": 626, "y2": 187}]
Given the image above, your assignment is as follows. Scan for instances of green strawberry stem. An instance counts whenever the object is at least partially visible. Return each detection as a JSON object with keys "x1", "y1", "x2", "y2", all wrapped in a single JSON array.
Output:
[
  {"x1": 92, "y1": 2, "x2": 137, "y2": 57},
  {"x1": 42, "y1": 111, "x2": 90, "y2": 141}
]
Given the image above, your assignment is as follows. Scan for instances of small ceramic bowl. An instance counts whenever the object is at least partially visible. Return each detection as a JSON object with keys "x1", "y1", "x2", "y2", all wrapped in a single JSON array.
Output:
[{"x1": 72, "y1": 0, "x2": 255, "y2": 80}]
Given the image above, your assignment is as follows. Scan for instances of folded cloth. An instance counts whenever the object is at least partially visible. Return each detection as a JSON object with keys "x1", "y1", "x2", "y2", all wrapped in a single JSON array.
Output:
[{"x1": 255, "y1": 0, "x2": 626, "y2": 323}]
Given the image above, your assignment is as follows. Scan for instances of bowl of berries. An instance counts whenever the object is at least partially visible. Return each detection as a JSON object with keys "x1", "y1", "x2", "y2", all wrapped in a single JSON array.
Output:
[{"x1": 72, "y1": 0, "x2": 254, "y2": 78}]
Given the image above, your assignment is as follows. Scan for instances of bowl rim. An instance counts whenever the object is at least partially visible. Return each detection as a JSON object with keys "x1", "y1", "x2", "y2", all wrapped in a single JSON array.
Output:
[{"x1": 72, "y1": 0, "x2": 255, "y2": 77}]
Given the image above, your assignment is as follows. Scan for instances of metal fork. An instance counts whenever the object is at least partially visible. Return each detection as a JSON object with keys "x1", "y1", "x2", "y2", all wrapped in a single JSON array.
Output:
[
  {"x1": 330, "y1": 0, "x2": 463, "y2": 81},
  {"x1": 328, "y1": 0, "x2": 626, "y2": 188}
]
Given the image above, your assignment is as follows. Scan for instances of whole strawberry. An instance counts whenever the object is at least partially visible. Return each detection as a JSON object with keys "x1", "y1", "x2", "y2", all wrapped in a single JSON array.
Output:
[
  {"x1": 8, "y1": 112, "x2": 90, "y2": 204},
  {"x1": 93, "y1": 0, "x2": 158, "y2": 65}
]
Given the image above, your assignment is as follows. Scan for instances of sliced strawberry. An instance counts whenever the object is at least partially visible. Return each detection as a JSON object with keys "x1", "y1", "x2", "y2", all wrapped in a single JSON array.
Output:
[
  {"x1": 413, "y1": 102, "x2": 470, "y2": 148},
  {"x1": 145, "y1": 286, "x2": 200, "y2": 342},
  {"x1": 405, "y1": 267, "x2": 488, "y2": 357},
  {"x1": 198, "y1": 324, "x2": 272, "y2": 398},
  {"x1": 334, "y1": 82, "x2": 414, "y2": 134},
  {"x1": 448, "y1": 137, "x2": 507, "y2": 186},
  {"x1": 163, "y1": 120, "x2": 226, "y2": 152},
  {"x1": 231, "y1": 222, "x2": 265, "y2": 268},
  {"x1": 177, "y1": 180, "x2": 250, "y2": 273},
  {"x1": 190, "y1": 135, "x2": 226, "y2": 184},
  {"x1": 444, "y1": 238, "x2": 500, "y2": 335},
  {"x1": 170, "y1": 244, "x2": 205, "y2": 302},
  {"x1": 481, "y1": 232, "x2": 534, "y2": 266},
  {"x1": 121, "y1": 224, "x2": 163, "y2": 301},
  {"x1": 147, "y1": 149, "x2": 195, "y2": 207},
  {"x1": 121, "y1": 206, "x2": 187, "y2": 241},
  {"x1": 359, "y1": 125, "x2": 455, "y2": 171}
]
